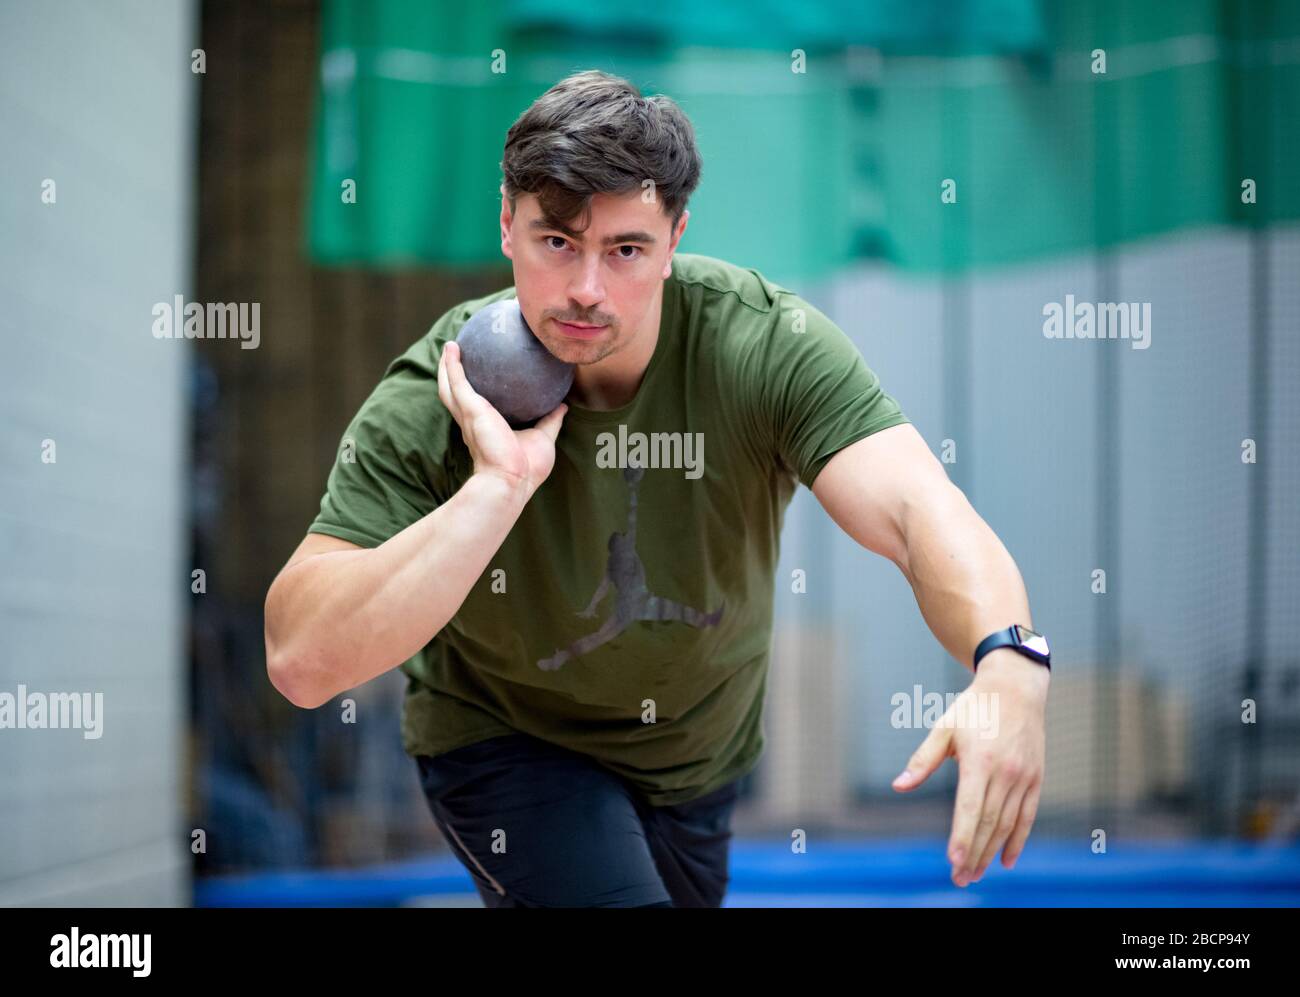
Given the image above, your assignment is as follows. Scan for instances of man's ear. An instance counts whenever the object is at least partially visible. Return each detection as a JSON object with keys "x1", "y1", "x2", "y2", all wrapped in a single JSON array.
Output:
[
  {"x1": 664, "y1": 209, "x2": 689, "y2": 277},
  {"x1": 500, "y1": 185, "x2": 514, "y2": 260}
]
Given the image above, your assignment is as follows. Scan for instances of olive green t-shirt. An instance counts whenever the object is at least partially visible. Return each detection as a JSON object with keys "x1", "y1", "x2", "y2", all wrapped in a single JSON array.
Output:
[{"x1": 308, "y1": 252, "x2": 909, "y2": 806}]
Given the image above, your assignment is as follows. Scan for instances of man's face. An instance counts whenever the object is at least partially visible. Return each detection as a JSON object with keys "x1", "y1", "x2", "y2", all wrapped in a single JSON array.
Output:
[{"x1": 500, "y1": 188, "x2": 688, "y2": 365}]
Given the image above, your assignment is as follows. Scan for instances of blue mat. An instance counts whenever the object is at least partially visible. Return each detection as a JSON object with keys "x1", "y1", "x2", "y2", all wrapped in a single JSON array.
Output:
[{"x1": 195, "y1": 838, "x2": 1300, "y2": 907}]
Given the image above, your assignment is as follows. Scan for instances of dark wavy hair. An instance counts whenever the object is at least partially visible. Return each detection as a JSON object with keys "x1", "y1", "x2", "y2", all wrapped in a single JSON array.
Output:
[{"x1": 501, "y1": 69, "x2": 702, "y2": 233}]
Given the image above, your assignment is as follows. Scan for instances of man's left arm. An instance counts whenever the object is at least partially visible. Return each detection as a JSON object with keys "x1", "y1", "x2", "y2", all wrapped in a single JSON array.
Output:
[{"x1": 812, "y1": 422, "x2": 1050, "y2": 888}]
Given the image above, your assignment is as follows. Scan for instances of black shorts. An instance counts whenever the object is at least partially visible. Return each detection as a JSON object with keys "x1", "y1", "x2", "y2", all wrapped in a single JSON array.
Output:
[{"x1": 414, "y1": 732, "x2": 742, "y2": 908}]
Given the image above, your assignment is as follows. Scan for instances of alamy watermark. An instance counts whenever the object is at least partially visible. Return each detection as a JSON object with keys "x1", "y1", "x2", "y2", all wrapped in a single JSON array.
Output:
[
  {"x1": 50, "y1": 928, "x2": 150, "y2": 976},
  {"x1": 595, "y1": 423, "x2": 704, "y2": 480},
  {"x1": 0, "y1": 685, "x2": 103, "y2": 739},
  {"x1": 152, "y1": 295, "x2": 260, "y2": 349},
  {"x1": 890, "y1": 684, "x2": 1000, "y2": 739},
  {"x1": 1043, "y1": 295, "x2": 1151, "y2": 350}
]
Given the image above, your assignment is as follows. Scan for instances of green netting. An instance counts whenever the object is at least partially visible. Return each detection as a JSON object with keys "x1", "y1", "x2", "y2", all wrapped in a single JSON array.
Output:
[
  {"x1": 503, "y1": 0, "x2": 1047, "y2": 54},
  {"x1": 877, "y1": 0, "x2": 1300, "y2": 271},
  {"x1": 306, "y1": 0, "x2": 1298, "y2": 280}
]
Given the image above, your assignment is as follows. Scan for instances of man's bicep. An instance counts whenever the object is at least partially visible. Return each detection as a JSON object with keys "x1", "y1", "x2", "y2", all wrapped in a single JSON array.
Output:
[
  {"x1": 309, "y1": 367, "x2": 448, "y2": 549},
  {"x1": 268, "y1": 532, "x2": 367, "y2": 594},
  {"x1": 811, "y1": 422, "x2": 954, "y2": 566}
]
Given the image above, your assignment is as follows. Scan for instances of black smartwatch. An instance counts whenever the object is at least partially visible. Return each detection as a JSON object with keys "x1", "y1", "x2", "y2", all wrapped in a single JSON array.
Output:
[{"x1": 973, "y1": 624, "x2": 1051, "y2": 672}]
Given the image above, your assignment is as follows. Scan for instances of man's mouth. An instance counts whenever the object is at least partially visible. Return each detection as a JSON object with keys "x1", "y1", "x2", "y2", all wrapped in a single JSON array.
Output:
[{"x1": 554, "y1": 318, "x2": 609, "y2": 337}]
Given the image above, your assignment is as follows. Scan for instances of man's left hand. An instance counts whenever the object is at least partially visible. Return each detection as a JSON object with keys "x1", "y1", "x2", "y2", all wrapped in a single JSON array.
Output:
[{"x1": 890, "y1": 648, "x2": 1049, "y2": 887}]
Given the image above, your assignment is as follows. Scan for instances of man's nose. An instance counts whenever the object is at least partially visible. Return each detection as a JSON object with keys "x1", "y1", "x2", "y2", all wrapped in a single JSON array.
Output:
[{"x1": 567, "y1": 254, "x2": 606, "y2": 309}]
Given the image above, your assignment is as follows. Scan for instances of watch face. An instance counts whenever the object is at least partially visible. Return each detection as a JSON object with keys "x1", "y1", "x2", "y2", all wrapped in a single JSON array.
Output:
[{"x1": 1014, "y1": 625, "x2": 1051, "y2": 658}]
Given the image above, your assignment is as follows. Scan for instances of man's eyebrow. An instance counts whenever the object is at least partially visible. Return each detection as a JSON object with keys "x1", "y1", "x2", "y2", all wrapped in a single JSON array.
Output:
[{"x1": 528, "y1": 218, "x2": 657, "y2": 246}]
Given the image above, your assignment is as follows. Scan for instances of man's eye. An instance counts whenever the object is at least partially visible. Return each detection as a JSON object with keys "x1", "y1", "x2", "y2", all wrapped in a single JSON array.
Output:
[
  {"x1": 615, "y1": 245, "x2": 641, "y2": 260},
  {"x1": 545, "y1": 236, "x2": 568, "y2": 251}
]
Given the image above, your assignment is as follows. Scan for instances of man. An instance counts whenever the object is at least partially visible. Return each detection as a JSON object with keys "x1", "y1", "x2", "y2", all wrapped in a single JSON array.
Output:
[{"x1": 264, "y1": 70, "x2": 1051, "y2": 908}]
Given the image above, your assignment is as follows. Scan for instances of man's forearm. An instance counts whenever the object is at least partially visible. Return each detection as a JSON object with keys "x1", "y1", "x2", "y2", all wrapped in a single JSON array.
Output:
[
  {"x1": 265, "y1": 472, "x2": 529, "y2": 708},
  {"x1": 896, "y1": 484, "x2": 1035, "y2": 677}
]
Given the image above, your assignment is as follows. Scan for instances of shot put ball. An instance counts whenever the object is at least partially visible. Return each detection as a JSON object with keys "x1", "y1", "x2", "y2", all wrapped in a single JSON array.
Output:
[{"x1": 454, "y1": 299, "x2": 576, "y2": 427}]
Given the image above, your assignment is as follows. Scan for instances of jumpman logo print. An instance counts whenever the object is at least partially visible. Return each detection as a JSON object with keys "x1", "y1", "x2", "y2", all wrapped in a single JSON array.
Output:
[{"x1": 536, "y1": 463, "x2": 726, "y2": 671}]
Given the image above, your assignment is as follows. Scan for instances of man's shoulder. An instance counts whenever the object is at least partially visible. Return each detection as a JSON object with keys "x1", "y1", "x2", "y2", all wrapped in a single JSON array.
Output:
[{"x1": 671, "y1": 253, "x2": 792, "y2": 316}]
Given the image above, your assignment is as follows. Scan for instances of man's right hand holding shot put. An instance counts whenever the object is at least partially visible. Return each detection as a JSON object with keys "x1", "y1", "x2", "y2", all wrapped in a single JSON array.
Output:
[{"x1": 262, "y1": 341, "x2": 566, "y2": 712}]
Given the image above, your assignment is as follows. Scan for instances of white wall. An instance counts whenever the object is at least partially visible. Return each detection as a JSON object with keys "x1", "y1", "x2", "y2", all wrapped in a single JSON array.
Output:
[{"x1": 0, "y1": 0, "x2": 198, "y2": 905}]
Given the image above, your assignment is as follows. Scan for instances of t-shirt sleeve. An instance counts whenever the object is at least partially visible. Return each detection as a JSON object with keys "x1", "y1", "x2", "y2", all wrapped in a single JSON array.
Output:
[
  {"x1": 307, "y1": 335, "x2": 455, "y2": 549},
  {"x1": 741, "y1": 292, "x2": 910, "y2": 491}
]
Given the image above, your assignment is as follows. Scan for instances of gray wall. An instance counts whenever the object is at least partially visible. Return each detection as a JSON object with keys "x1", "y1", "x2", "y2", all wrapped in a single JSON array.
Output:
[{"x1": 0, "y1": 0, "x2": 198, "y2": 905}]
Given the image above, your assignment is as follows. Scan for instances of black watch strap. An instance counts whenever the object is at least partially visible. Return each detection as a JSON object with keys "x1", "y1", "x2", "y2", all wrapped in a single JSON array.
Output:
[{"x1": 973, "y1": 624, "x2": 1051, "y2": 672}]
